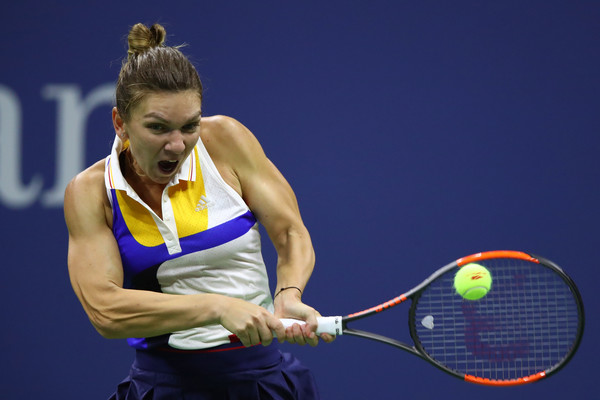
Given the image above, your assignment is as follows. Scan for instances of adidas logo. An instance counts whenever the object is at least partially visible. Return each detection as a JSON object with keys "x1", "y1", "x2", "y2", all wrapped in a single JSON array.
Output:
[{"x1": 195, "y1": 195, "x2": 212, "y2": 212}]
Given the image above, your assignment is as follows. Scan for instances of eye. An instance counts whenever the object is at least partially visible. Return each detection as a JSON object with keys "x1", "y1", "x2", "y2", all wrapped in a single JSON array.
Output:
[
  {"x1": 146, "y1": 123, "x2": 166, "y2": 132},
  {"x1": 182, "y1": 122, "x2": 200, "y2": 133}
]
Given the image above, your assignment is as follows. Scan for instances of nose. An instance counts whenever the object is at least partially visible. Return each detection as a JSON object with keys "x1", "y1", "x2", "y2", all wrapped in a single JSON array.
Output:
[{"x1": 164, "y1": 130, "x2": 186, "y2": 154}]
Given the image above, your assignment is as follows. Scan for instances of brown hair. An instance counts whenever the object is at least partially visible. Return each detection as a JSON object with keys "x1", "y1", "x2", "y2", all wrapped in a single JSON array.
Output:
[{"x1": 115, "y1": 23, "x2": 203, "y2": 120}]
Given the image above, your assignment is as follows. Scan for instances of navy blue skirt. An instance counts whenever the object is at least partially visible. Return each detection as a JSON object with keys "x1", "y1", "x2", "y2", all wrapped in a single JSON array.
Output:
[{"x1": 108, "y1": 343, "x2": 320, "y2": 399}]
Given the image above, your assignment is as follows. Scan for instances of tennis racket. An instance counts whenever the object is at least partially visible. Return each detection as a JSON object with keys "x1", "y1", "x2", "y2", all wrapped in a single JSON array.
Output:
[{"x1": 281, "y1": 250, "x2": 584, "y2": 386}]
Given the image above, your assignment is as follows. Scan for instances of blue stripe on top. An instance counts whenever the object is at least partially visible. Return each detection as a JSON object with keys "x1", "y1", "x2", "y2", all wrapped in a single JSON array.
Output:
[{"x1": 111, "y1": 190, "x2": 257, "y2": 288}]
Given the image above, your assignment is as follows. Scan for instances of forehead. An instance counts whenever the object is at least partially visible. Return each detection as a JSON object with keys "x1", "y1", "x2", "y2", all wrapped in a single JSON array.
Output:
[{"x1": 132, "y1": 90, "x2": 202, "y2": 120}]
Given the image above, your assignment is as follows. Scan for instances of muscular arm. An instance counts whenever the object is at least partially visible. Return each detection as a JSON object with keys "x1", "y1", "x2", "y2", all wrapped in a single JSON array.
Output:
[
  {"x1": 64, "y1": 161, "x2": 284, "y2": 346},
  {"x1": 203, "y1": 116, "x2": 333, "y2": 345}
]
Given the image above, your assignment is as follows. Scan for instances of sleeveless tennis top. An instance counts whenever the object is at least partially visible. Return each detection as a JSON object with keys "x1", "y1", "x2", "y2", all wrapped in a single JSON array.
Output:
[{"x1": 104, "y1": 135, "x2": 274, "y2": 350}]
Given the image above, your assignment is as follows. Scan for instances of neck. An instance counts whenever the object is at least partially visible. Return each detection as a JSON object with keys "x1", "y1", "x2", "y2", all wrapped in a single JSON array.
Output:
[{"x1": 120, "y1": 149, "x2": 166, "y2": 191}]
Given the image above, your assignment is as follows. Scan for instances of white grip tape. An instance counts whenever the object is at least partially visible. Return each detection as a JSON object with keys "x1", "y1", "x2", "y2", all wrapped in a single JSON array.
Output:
[{"x1": 280, "y1": 316, "x2": 343, "y2": 336}]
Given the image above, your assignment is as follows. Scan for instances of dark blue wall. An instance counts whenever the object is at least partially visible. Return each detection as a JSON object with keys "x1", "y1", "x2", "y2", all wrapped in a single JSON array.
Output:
[{"x1": 2, "y1": 1, "x2": 598, "y2": 398}]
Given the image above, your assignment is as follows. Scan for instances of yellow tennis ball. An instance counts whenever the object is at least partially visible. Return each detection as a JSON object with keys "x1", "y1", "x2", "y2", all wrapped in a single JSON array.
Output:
[{"x1": 454, "y1": 263, "x2": 492, "y2": 300}]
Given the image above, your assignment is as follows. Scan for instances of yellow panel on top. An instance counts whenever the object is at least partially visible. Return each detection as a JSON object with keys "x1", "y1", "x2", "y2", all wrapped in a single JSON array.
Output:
[
  {"x1": 116, "y1": 190, "x2": 164, "y2": 247},
  {"x1": 169, "y1": 147, "x2": 209, "y2": 238}
]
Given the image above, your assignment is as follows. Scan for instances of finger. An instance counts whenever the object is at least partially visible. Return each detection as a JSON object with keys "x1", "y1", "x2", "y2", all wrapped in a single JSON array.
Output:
[
  {"x1": 236, "y1": 332, "x2": 251, "y2": 347},
  {"x1": 302, "y1": 324, "x2": 319, "y2": 347},
  {"x1": 268, "y1": 318, "x2": 286, "y2": 343},
  {"x1": 247, "y1": 328, "x2": 261, "y2": 347},
  {"x1": 304, "y1": 312, "x2": 319, "y2": 333},
  {"x1": 283, "y1": 324, "x2": 295, "y2": 344},
  {"x1": 257, "y1": 322, "x2": 274, "y2": 347},
  {"x1": 290, "y1": 323, "x2": 307, "y2": 346},
  {"x1": 320, "y1": 333, "x2": 336, "y2": 343}
]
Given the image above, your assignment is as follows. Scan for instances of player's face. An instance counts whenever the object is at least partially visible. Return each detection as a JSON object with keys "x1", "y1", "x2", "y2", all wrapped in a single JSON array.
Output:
[{"x1": 115, "y1": 90, "x2": 202, "y2": 185}]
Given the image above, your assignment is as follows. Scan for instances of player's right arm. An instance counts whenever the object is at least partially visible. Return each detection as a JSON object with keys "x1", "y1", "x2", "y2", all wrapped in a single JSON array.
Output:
[{"x1": 64, "y1": 160, "x2": 284, "y2": 346}]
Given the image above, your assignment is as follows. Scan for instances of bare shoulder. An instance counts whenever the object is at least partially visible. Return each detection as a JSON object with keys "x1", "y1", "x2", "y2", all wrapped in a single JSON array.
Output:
[
  {"x1": 199, "y1": 115, "x2": 270, "y2": 198},
  {"x1": 64, "y1": 159, "x2": 110, "y2": 232},
  {"x1": 201, "y1": 115, "x2": 264, "y2": 160},
  {"x1": 201, "y1": 115, "x2": 249, "y2": 138},
  {"x1": 65, "y1": 159, "x2": 106, "y2": 200}
]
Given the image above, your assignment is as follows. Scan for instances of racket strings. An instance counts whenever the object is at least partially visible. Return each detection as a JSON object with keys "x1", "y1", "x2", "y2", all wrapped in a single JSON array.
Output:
[{"x1": 412, "y1": 258, "x2": 581, "y2": 382}]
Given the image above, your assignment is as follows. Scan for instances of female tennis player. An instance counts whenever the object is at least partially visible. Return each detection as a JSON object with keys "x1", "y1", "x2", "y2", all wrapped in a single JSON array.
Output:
[{"x1": 64, "y1": 22, "x2": 333, "y2": 399}]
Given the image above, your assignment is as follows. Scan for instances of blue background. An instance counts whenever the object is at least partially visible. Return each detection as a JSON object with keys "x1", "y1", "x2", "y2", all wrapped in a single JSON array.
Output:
[{"x1": 1, "y1": 1, "x2": 597, "y2": 399}]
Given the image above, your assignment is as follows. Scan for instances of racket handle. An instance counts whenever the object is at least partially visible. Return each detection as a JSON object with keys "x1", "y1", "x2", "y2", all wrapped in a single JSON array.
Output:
[{"x1": 280, "y1": 316, "x2": 343, "y2": 336}]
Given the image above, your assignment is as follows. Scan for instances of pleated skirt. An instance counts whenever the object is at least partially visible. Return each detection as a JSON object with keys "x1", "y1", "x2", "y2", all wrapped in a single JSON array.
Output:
[{"x1": 108, "y1": 342, "x2": 320, "y2": 400}]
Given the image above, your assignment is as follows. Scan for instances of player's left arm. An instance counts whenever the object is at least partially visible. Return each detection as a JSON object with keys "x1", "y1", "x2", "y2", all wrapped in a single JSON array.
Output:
[{"x1": 205, "y1": 115, "x2": 333, "y2": 345}]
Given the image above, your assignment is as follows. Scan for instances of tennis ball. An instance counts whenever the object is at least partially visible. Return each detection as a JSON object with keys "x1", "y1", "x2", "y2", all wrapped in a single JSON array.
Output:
[{"x1": 454, "y1": 263, "x2": 492, "y2": 300}]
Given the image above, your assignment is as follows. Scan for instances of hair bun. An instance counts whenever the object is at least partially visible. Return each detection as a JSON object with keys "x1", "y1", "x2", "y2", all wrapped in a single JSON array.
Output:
[{"x1": 127, "y1": 23, "x2": 166, "y2": 58}]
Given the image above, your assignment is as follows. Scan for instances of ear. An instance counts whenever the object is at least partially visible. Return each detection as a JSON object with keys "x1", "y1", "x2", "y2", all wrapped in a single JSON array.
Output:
[{"x1": 112, "y1": 107, "x2": 128, "y2": 140}]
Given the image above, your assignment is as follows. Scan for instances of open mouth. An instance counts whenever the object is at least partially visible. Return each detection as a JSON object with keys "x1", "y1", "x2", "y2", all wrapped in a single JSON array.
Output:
[{"x1": 158, "y1": 160, "x2": 179, "y2": 174}]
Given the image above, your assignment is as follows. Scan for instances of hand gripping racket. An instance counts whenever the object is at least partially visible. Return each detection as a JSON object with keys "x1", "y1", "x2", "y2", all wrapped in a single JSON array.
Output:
[{"x1": 282, "y1": 250, "x2": 584, "y2": 386}]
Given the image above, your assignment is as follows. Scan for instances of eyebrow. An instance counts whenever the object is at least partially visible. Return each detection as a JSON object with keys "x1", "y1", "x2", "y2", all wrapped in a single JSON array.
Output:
[{"x1": 142, "y1": 110, "x2": 202, "y2": 122}]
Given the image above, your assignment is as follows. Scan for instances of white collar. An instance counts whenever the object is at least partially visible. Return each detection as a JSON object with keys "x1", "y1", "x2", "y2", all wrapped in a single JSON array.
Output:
[{"x1": 106, "y1": 135, "x2": 197, "y2": 191}]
